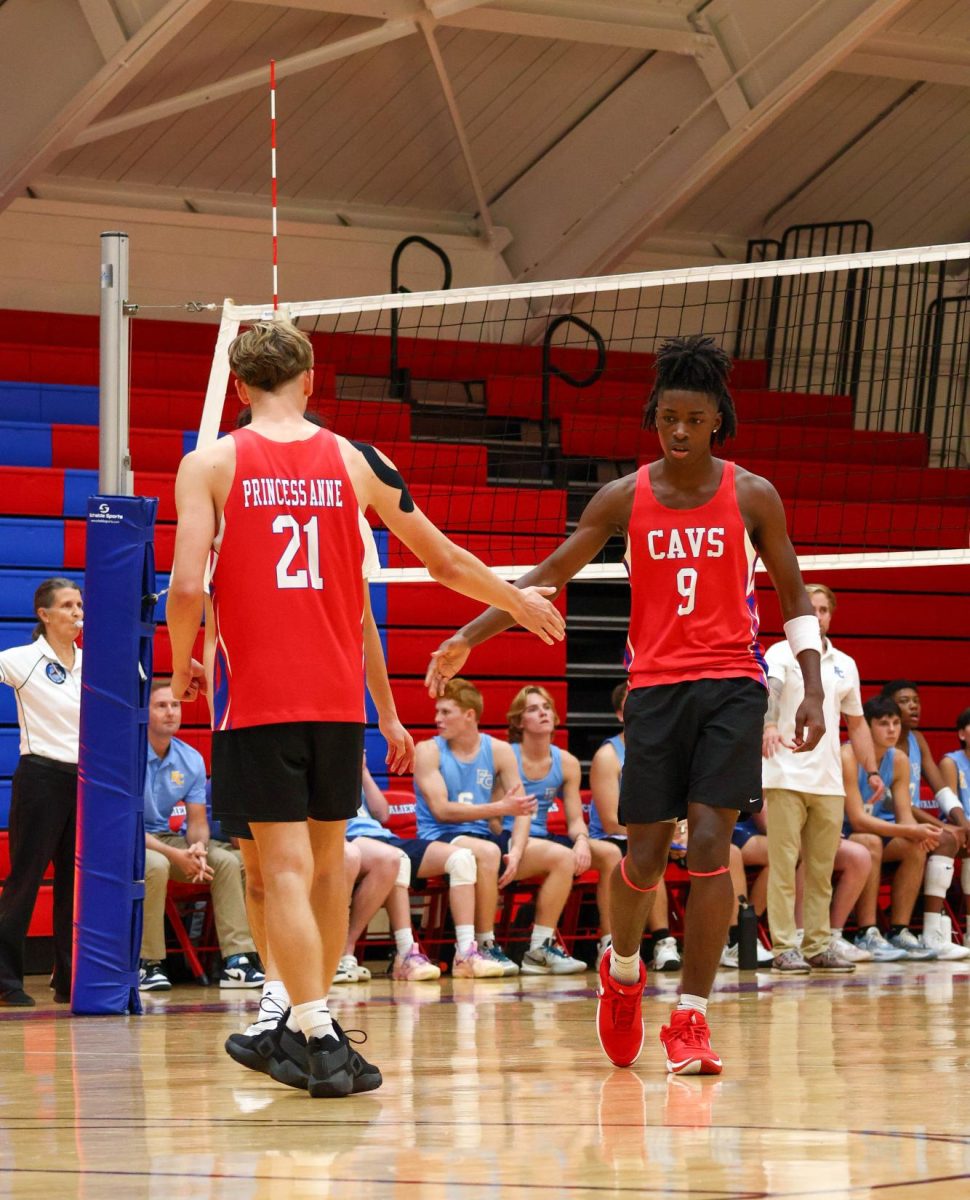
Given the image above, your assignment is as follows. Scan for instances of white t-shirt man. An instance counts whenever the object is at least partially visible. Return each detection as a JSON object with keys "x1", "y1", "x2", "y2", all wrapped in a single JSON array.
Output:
[{"x1": 762, "y1": 638, "x2": 863, "y2": 795}]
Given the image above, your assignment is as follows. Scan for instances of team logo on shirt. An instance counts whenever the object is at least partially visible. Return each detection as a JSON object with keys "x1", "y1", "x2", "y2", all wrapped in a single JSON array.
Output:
[
  {"x1": 477, "y1": 769, "x2": 493, "y2": 789},
  {"x1": 170, "y1": 770, "x2": 185, "y2": 787},
  {"x1": 46, "y1": 662, "x2": 67, "y2": 684}
]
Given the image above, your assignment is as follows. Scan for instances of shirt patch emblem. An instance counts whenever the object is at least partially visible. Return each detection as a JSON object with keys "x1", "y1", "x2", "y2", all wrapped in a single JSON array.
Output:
[
  {"x1": 46, "y1": 662, "x2": 67, "y2": 684},
  {"x1": 170, "y1": 770, "x2": 185, "y2": 787},
  {"x1": 833, "y1": 665, "x2": 845, "y2": 678}
]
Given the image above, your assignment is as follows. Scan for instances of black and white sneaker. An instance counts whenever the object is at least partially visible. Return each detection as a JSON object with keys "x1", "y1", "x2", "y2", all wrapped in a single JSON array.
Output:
[
  {"x1": 219, "y1": 954, "x2": 265, "y2": 989},
  {"x1": 138, "y1": 961, "x2": 171, "y2": 992}
]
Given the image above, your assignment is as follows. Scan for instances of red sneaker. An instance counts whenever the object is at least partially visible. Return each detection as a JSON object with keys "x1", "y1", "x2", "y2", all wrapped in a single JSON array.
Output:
[
  {"x1": 596, "y1": 951, "x2": 647, "y2": 1067},
  {"x1": 659, "y1": 1008, "x2": 722, "y2": 1075}
]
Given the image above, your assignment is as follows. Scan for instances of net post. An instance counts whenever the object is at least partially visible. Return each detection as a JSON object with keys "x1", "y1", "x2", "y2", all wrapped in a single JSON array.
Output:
[
  {"x1": 73, "y1": 494, "x2": 157, "y2": 1015},
  {"x1": 198, "y1": 302, "x2": 241, "y2": 451},
  {"x1": 98, "y1": 232, "x2": 133, "y2": 495}
]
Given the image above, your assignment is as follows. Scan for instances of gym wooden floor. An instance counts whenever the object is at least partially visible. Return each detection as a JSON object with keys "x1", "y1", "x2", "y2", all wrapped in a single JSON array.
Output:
[{"x1": 2, "y1": 964, "x2": 969, "y2": 1200}]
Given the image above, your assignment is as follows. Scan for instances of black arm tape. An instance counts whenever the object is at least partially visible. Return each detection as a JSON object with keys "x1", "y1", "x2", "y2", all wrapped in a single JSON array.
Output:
[{"x1": 352, "y1": 441, "x2": 414, "y2": 513}]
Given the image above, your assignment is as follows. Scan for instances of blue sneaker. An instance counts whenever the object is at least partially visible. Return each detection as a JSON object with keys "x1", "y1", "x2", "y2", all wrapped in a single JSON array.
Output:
[
  {"x1": 854, "y1": 926, "x2": 907, "y2": 962},
  {"x1": 219, "y1": 954, "x2": 265, "y2": 989},
  {"x1": 479, "y1": 939, "x2": 519, "y2": 976}
]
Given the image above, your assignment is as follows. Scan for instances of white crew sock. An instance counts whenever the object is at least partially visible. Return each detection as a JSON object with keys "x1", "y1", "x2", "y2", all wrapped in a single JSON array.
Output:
[
  {"x1": 677, "y1": 993, "x2": 708, "y2": 1017},
  {"x1": 476, "y1": 930, "x2": 496, "y2": 946},
  {"x1": 530, "y1": 924, "x2": 554, "y2": 951},
  {"x1": 455, "y1": 925, "x2": 475, "y2": 954},
  {"x1": 394, "y1": 927, "x2": 415, "y2": 957},
  {"x1": 291, "y1": 998, "x2": 335, "y2": 1042},
  {"x1": 609, "y1": 948, "x2": 641, "y2": 985}
]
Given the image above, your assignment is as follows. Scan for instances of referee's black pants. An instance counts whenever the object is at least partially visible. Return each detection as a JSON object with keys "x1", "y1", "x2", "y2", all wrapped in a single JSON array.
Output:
[{"x1": 0, "y1": 756, "x2": 77, "y2": 995}]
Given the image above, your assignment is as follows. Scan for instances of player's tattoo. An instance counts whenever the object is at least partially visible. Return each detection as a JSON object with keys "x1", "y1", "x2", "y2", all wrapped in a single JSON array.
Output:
[{"x1": 353, "y1": 441, "x2": 415, "y2": 512}]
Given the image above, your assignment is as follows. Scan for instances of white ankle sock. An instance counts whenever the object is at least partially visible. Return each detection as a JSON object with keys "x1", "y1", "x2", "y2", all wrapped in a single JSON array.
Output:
[
  {"x1": 530, "y1": 924, "x2": 554, "y2": 951},
  {"x1": 609, "y1": 948, "x2": 641, "y2": 985},
  {"x1": 456, "y1": 925, "x2": 475, "y2": 954},
  {"x1": 677, "y1": 993, "x2": 708, "y2": 1017},
  {"x1": 258, "y1": 980, "x2": 289, "y2": 1021},
  {"x1": 476, "y1": 930, "x2": 495, "y2": 946},
  {"x1": 291, "y1": 999, "x2": 335, "y2": 1042},
  {"x1": 394, "y1": 928, "x2": 415, "y2": 957}
]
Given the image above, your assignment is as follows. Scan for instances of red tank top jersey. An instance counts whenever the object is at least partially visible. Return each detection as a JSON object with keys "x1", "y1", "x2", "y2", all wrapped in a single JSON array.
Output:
[
  {"x1": 624, "y1": 460, "x2": 767, "y2": 690},
  {"x1": 209, "y1": 427, "x2": 366, "y2": 731}
]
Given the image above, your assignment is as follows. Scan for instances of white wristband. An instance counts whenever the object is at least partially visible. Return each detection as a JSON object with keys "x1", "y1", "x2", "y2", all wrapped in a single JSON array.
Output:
[
  {"x1": 784, "y1": 614, "x2": 823, "y2": 658},
  {"x1": 935, "y1": 787, "x2": 961, "y2": 818}
]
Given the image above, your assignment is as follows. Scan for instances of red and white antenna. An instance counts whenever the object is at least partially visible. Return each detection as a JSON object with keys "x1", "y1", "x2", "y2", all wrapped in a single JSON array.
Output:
[{"x1": 270, "y1": 59, "x2": 278, "y2": 311}]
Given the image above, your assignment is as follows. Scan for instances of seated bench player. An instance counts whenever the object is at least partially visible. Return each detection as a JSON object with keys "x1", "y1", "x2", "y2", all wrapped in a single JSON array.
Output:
[
  {"x1": 842, "y1": 696, "x2": 967, "y2": 961},
  {"x1": 588, "y1": 682, "x2": 681, "y2": 972},
  {"x1": 141, "y1": 679, "x2": 263, "y2": 991},
  {"x1": 881, "y1": 680, "x2": 970, "y2": 840},
  {"x1": 341, "y1": 759, "x2": 503, "y2": 979},
  {"x1": 505, "y1": 684, "x2": 623, "y2": 962},
  {"x1": 413, "y1": 677, "x2": 585, "y2": 976},
  {"x1": 941, "y1": 706, "x2": 970, "y2": 947}
]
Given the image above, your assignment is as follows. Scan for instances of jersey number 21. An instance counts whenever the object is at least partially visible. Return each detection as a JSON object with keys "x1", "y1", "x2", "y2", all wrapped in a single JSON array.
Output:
[{"x1": 273, "y1": 515, "x2": 323, "y2": 589}]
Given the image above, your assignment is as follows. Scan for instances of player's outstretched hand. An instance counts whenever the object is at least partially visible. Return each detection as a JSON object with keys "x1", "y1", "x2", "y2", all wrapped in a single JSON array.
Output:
[
  {"x1": 425, "y1": 634, "x2": 471, "y2": 697},
  {"x1": 381, "y1": 715, "x2": 415, "y2": 774},
  {"x1": 509, "y1": 586, "x2": 565, "y2": 644},
  {"x1": 762, "y1": 723, "x2": 794, "y2": 758},
  {"x1": 791, "y1": 695, "x2": 825, "y2": 753}
]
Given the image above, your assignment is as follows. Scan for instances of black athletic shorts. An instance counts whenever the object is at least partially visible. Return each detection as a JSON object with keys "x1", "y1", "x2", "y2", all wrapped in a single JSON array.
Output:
[
  {"x1": 211, "y1": 721, "x2": 364, "y2": 827},
  {"x1": 619, "y1": 677, "x2": 767, "y2": 825}
]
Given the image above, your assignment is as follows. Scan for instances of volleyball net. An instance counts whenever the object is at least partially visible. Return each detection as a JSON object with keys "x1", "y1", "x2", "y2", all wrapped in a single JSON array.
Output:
[{"x1": 201, "y1": 240, "x2": 970, "y2": 581}]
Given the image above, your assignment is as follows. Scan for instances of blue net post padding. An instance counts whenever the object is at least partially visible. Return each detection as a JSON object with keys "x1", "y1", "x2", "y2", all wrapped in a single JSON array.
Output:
[{"x1": 73, "y1": 495, "x2": 157, "y2": 1015}]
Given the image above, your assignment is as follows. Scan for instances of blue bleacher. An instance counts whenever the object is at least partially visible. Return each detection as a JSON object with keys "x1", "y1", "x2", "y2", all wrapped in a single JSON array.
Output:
[{"x1": 0, "y1": 381, "x2": 99, "y2": 424}]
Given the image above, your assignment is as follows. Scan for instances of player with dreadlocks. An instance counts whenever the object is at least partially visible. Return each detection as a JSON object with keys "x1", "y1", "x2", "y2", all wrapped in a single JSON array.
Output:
[{"x1": 425, "y1": 334, "x2": 825, "y2": 1076}]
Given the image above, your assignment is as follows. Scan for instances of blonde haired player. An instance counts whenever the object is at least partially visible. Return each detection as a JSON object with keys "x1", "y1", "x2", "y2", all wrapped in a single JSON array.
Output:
[{"x1": 169, "y1": 320, "x2": 563, "y2": 1098}]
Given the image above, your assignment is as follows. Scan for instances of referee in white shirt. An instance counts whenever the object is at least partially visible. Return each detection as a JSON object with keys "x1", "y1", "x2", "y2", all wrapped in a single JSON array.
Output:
[
  {"x1": 762, "y1": 583, "x2": 883, "y2": 973},
  {"x1": 0, "y1": 578, "x2": 83, "y2": 1006}
]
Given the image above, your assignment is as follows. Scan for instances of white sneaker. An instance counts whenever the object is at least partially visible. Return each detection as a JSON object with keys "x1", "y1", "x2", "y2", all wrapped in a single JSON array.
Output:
[
  {"x1": 830, "y1": 933, "x2": 872, "y2": 963},
  {"x1": 718, "y1": 943, "x2": 738, "y2": 969},
  {"x1": 756, "y1": 939, "x2": 775, "y2": 964},
  {"x1": 923, "y1": 917, "x2": 970, "y2": 961},
  {"x1": 651, "y1": 936, "x2": 681, "y2": 972},
  {"x1": 521, "y1": 938, "x2": 586, "y2": 975},
  {"x1": 596, "y1": 938, "x2": 612, "y2": 969},
  {"x1": 332, "y1": 954, "x2": 370, "y2": 983}
]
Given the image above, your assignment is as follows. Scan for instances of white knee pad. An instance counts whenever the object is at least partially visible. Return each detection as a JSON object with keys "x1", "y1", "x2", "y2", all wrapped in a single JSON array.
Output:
[
  {"x1": 961, "y1": 858, "x2": 970, "y2": 894},
  {"x1": 444, "y1": 847, "x2": 477, "y2": 887},
  {"x1": 396, "y1": 851, "x2": 412, "y2": 889},
  {"x1": 924, "y1": 854, "x2": 954, "y2": 899}
]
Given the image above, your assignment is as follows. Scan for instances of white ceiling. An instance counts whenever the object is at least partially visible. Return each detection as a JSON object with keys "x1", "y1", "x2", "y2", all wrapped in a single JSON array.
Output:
[{"x1": 3, "y1": 0, "x2": 970, "y2": 281}]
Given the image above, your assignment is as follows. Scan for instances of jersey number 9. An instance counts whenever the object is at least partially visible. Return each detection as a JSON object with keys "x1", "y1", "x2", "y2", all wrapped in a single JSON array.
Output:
[{"x1": 676, "y1": 567, "x2": 697, "y2": 616}]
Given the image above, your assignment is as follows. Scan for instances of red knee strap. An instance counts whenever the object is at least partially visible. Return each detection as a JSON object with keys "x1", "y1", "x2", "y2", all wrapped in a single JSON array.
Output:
[
  {"x1": 687, "y1": 865, "x2": 730, "y2": 878},
  {"x1": 620, "y1": 855, "x2": 660, "y2": 894}
]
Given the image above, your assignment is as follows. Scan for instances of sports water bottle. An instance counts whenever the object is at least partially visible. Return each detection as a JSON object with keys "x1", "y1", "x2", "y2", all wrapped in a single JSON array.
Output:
[{"x1": 738, "y1": 895, "x2": 759, "y2": 970}]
